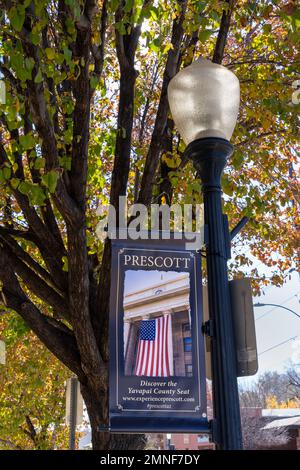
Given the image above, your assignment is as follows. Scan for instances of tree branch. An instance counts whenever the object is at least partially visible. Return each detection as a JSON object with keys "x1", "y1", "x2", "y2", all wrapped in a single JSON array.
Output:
[
  {"x1": 0, "y1": 438, "x2": 23, "y2": 450},
  {"x1": 68, "y1": 1, "x2": 97, "y2": 210},
  {"x1": 0, "y1": 249, "x2": 85, "y2": 381},
  {"x1": 212, "y1": 0, "x2": 234, "y2": 64},
  {"x1": 158, "y1": 118, "x2": 175, "y2": 206},
  {"x1": 0, "y1": 140, "x2": 67, "y2": 289},
  {"x1": 0, "y1": 241, "x2": 69, "y2": 319},
  {"x1": 0, "y1": 229, "x2": 59, "y2": 291},
  {"x1": 91, "y1": 0, "x2": 108, "y2": 78},
  {"x1": 137, "y1": 0, "x2": 187, "y2": 206},
  {"x1": 25, "y1": 415, "x2": 37, "y2": 444},
  {"x1": 110, "y1": 1, "x2": 151, "y2": 213},
  {"x1": 16, "y1": 4, "x2": 83, "y2": 228}
]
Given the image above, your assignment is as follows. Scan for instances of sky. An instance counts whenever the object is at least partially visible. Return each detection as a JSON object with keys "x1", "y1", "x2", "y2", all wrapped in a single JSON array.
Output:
[
  {"x1": 124, "y1": 269, "x2": 183, "y2": 295},
  {"x1": 250, "y1": 270, "x2": 300, "y2": 374}
]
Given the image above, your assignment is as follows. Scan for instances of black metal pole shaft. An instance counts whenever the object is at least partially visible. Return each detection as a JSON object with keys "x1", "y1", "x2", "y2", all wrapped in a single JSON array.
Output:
[
  {"x1": 186, "y1": 137, "x2": 243, "y2": 450},
  {"x1": 69, "y1": 377, "x2": 78, "y2": 450}
]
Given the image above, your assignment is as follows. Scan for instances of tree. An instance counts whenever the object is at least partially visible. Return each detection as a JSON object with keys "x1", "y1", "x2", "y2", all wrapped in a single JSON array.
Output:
[
  {"x1": 0, "y1": 0, "x2": 299, "y2": 449},
  {"x1": 241, "y1": 413, "x2": 289, "y2": 450},
  {"x1": 265, "y1": 395, "x2": 300, "y2": 408},
  {"x1": 239, "y1": 371, "x2": 298, "y2": 408},
  {"x1": 286, "y1": 347, "x2": 300, "y2": 398},
  {"x1": 0, "y1": 311, "x2": 69, "y2": 450}
]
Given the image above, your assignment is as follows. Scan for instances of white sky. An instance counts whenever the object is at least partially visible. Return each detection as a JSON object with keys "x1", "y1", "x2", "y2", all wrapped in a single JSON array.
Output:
[{"x1": 124, "y1": 270, "x2": 183, "y2": 295}]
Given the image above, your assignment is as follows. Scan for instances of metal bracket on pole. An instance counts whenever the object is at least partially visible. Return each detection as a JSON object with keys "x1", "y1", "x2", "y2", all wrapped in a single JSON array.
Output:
[
  {"x1": 230, "y1": 216, "x2": 249, "y2": 241},
  {"x1": 202, "y1": 320, "x2": 214, "y2": 338},
  {"x1": 222, "y1": 214, "x2": 231, "y2": 260},
  {"x1": 98, "y1": 425, "x2": 110, "y2": 432},
  {"x1": 210, "y1": 419, "x2": 219, "y2": 445}
]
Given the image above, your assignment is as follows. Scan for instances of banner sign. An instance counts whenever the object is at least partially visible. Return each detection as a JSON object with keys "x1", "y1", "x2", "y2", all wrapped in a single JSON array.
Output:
[{"x1": 109, "y1": 236, "x2": 208, "y2": 433}]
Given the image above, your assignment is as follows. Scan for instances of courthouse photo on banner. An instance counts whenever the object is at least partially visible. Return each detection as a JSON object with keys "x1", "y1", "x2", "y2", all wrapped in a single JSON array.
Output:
[{"x1": 123, "y1": 270, "x2": 193, "y2": 378}]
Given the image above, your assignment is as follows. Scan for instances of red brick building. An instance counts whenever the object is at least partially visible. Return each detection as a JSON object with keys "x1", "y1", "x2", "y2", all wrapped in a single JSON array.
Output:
[{"x1": 168, "y1": 433, "x2": 214, "y2": 450}]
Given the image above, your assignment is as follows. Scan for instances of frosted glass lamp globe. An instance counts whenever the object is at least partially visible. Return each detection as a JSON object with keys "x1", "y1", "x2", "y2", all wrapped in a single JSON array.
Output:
[{"x1": 167, "y1": 58, "x2": 240, "y2": 145}]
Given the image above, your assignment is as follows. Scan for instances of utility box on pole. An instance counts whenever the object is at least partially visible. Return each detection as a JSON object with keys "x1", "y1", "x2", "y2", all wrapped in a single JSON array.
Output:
[
  {"x1": 65, "y1": 377, "x2": 83, "y2": 450},
  {"x1": 0, "y1": 340, "x2": 5, "y2": 365},
  {"x1": 203, "y1": 278, "x2": 258, "y2": 379},
  {"x1": 66, "y1": 377, "x2": 83, "y2": 425},
  {"x1": 229, "y1": 278, "x2": 258, "y2": 377}
]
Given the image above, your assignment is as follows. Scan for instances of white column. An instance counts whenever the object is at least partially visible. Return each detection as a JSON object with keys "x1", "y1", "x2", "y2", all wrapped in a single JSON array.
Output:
[
  {"x1": 124, "y1": 320, "x2": 131, "y2": 358},
  {"x1": 162, "y1": 309, "x2": 174, "y2": 376}
]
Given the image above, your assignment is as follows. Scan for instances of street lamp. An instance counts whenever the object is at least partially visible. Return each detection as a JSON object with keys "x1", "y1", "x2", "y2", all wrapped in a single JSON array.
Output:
[
  {"x1": 254, "y1": 303, "x2": 300, "y2": 320},
  {"x1": 168, "y1": 58, "x2": 242, "y2": 450}
]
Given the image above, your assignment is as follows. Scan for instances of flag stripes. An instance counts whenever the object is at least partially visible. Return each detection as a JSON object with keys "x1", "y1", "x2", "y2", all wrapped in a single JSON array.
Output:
[{"x1": 134, "y1": 314, "x2": 174, "y2": 377}]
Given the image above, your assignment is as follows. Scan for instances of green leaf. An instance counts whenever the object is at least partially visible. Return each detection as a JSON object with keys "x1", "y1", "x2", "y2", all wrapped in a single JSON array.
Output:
[
  {"x1": 109, "y1": 0, "x2": 120, "y2": 13},
  {"x1": 63, "y1": 47, "x2": 72, "y2": 65},
  {"x1": 19, "y1": 133, "x2": 36, "y2": 150},
  {"x1": 45, "y1": 48, "x2": 55, "y2": 60},
  {"x1": 161, "y1": 153, "x2": 181, "y2": 169},
  {"x1": 30, "y1": 32, "x2": 40, "y2": 45},
  {"x1": 30, "y1": 185, "x2": 47, "y2": 205},
  {"x1": 18, "y1": 181, "x2": 46, "y2": 206},
  {"x1": 8, "y1": 6, "x2": 25, "y2": 33},
  {"x1": 63, "y1": 98, "x2": 75, "y2": 115},
  {"x1": 18, "y1": 181, "x2": 30, "y2": 195},
  {"x1": 262, "y1": 24, "x2": 272, "y2": 34},
  {"x1": 115, "y1": 21, "x2": 127, "y2": 35},
  {"x1": 222, "y1": 175, "x2": 234, "y2": 196},
  {"x1": 3, "y1": 167, "x2": 11, "y2": 180},
  {"x1": 25, "y1": 57, "x2": 35, "y2": 73},
  {"x1": 11, "y1": 53, "x2": 29, "y2": 81},
  {"x1": 33, "y1": 158, "x2": 45, "y2": 170},
  {"x1": 149, "y1": 6, "x2": 159, "y2": 21},
  {"x1": 10, "y1": 178, "x2": 20, "y2": 189},
  {"x1": 90, "y1": 75, "x2": 99, "y2": 90},
  {"x1": 149, "y1": 38, "x2": 161, "y2": 53},
  {"x1": 41, "y1": 170, "x2": 59, "y2": 193},
  {"x1": 198, "y1": 29, "x2": 215, "y2": 43},
  {"x1": 124, "y1": 0, "x2": 134, "y2": 13},
  {"x1": 62, "y1": 256, "x2": 68, "y2": 272},
  {"x1": 59, "y1": 156, "x2": 72, "y2": 171},
  {"x1": 34, "y1": 68, "x2": 43, "y2": 84},
  {"x1": 5, "y1": 314, "x2": 30, "y2": 344}
]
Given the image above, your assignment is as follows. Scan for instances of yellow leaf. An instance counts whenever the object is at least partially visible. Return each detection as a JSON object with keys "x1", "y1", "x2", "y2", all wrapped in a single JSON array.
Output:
[{"x1": 45, "y1": 48, "x2": 55, "y2": 60}]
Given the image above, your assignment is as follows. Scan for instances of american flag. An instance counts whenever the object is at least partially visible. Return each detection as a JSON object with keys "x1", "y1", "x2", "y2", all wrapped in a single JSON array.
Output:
[{"x1": 134, "y1": 315, "x2": 174, "y2": 377}]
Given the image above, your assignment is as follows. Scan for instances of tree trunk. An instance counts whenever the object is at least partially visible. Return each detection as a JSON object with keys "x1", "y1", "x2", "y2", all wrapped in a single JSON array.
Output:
[{"x1": 80, "y1": 382, "x2": 146, "y2": 450}]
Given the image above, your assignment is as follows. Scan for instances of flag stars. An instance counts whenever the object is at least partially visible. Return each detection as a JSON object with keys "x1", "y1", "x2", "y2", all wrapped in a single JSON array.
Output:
[{"x1": 140, "y1": 320, "x2": 156, "y2": 341}]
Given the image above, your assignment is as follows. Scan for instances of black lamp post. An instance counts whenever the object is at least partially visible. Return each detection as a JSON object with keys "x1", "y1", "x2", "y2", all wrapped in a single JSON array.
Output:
[{"x1": 168, "y1": 58, "x2": 243, "y2": 450}]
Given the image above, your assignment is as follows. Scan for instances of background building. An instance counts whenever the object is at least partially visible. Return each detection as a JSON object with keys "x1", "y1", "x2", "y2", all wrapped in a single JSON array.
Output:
[
  {"x1": 166, "y1": 433, "x2": 214, "y2": 450},
  {"x1": 123, "y1": 272, "x2": 192, "y2": 376}
]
